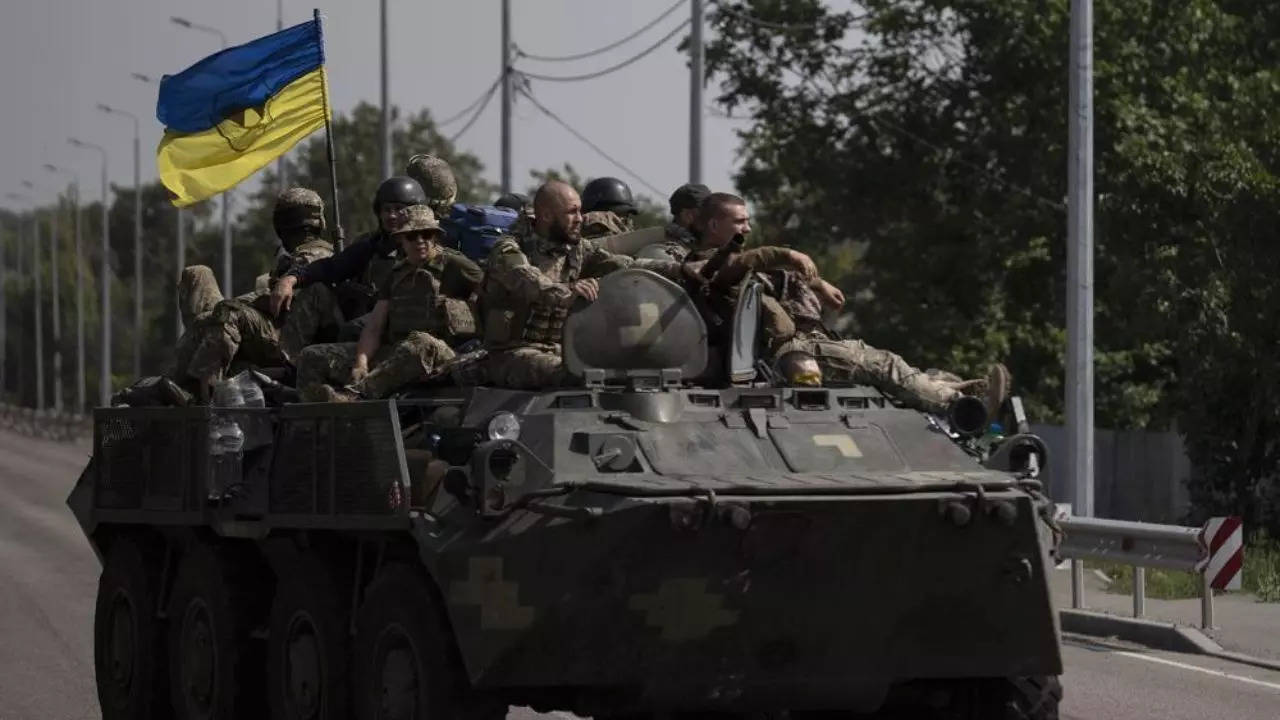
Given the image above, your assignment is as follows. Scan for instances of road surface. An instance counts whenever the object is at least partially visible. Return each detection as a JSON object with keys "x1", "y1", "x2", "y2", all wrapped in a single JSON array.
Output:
[{"x1": 1, "y1": 428, "x2": 1277, "y2": 720}]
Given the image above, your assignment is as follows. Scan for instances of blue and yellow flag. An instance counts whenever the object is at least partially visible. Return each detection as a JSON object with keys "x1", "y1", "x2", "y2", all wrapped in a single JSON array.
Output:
[{"x1": 156, "y1": 20, "x2": 329, "y2": 207}]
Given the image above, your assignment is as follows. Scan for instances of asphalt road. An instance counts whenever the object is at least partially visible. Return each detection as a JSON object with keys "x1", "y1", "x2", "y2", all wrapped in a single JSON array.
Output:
[{"x1": 1, "y1": 428, "x2": 1278, "y2": 720}]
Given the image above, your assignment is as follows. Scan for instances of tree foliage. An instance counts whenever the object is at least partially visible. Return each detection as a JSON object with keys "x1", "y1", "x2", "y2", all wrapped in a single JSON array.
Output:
[{"x1": 706, "y1": 0, "x2": 1280, "y2": 532}]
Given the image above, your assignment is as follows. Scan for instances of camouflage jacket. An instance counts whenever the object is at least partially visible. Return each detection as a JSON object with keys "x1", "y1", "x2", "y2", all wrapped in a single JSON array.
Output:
[
  {"x1": 481, "y1": 229, "x2": 680, "y2": 351},
  {"x1": 378, "y1": 249, "x2": 482, "y2": 346},
  {"x1": 580, "y1": 210, "x2": 634, "y2": 240}
]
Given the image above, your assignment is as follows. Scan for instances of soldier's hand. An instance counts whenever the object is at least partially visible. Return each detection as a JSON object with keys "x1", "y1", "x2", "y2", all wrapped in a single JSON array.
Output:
[
  {"x1": 349, "y1": 359, "x2": 369, "y2": 384},
  {"x1": 814, "y1": 279, "x2": 846, "y2": 310},
  {"x1": 571, "y1": 278, "x2": 600, "y2": 302},
  {"x1": 788, "y1": 250, "x2": 819, "y2": 282},
  {"x1": 270, "y1": 275, "x2": 298, "y2": 317}
]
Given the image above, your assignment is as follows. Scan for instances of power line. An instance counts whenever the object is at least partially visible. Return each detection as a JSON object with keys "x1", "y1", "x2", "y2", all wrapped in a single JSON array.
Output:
[
  {"x1": 867, "y1": 115, "x2": 1066, "y2": 212},
  {"x1": 449, "y1": 79, "x2": 502, "y2": 143},
  {"x1": 712, "y1": 2, "x2": 854, "y2": 33},
  {"x1": 515, "y1": 0, "x2": 685, "y2": 62},
  {"x1": 436, "y1": 74, "x2": 504, "y2": 127},
  {"x1": 518, "y1": 19, "x2": 691, "y2": 83},
  {"x1": 519, "y1": 87, "x2": 665, "y2": 197}
]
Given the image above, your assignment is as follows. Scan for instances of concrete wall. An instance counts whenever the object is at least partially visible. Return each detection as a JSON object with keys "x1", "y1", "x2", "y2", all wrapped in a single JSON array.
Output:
[{"x1": 1031, "y1": 424, "x2": 1193, "y2": 524}]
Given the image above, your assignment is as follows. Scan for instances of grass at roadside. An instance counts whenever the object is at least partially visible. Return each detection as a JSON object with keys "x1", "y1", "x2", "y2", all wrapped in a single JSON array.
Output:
[{"x1": 1088, "y1": 534, "x2": 1280, "y2": 602}]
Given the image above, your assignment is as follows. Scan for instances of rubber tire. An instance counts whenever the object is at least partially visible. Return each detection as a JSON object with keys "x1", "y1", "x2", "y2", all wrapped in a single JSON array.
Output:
[
  {"x1": 94, "y1": 537, "x2": 171, "y2": 720},
  {"x1": 167, "y1": 543, "x2": 264, "y2": 720},
  {"x1": 267, "y1": 553, "x2": 350, "y2": 720},
  {"x1": 1001, "y1": 676, "x2": 1062, "y2": 720},
  {"x1": 352, "y1": 564, "x2": 463, "y2": 720}
]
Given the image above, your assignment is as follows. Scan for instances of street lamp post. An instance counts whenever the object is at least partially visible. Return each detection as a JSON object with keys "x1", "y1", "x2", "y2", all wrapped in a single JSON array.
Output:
[
  {"x1": 44, "y1": 163, "x2": 83, "y2": 413},
  {"x1": 19, "y1": 181, "x2": 45, "y2": 411},
  {"x1": 97, "y1": 103, "x2": 143, "y2": 379},
  {"x1": 1, "y1": 191, "x2": 29, "y2": 402},
  {"x1": 69, "y1": 138, "x2": 111, "y2": 407},
  {"x1": 171, "y1": 16, "x2": 234, "y2": 299},
  {"x1": 132, "y1": 72, "x2": 186, "y2": 341},
  {"x1": 25, "y1": 179, "x2": 65, "y2": 413}
]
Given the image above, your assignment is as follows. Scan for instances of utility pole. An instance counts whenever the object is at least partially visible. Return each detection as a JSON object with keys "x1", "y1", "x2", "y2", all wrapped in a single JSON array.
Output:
[
  {"x1": 4, "y1": 192, "x2": 31, "y2": 403},
  {"x1": 689, "y1": 0, "x2": 704, "y2": 184},
  {"x1": 98, "y1": 104, "x2": 142, "y2": 378},
  {"x1": 132, "y1": 72, "x2": 186, "y2": 342},
  {"x1": 32, "y1": 205, "x2": 45, "y2": 410},
  {"x1": 1067, "y1": 0, "x2": 1094, "y2": 604},
  {"x1": 70, "y1": 138, "x2": 110, "y2": 407},
  {"x1": 45, "y1": 164, "x2": 81, "y2": 412},
  {"x1": 47, "y1": 193, "x2": 63, "y2": 413},
  {"x1": 380, "y1": 0, "x2": 392, "y2": 181},
  {"x1": 500, "y1": 0, "x2": 512, "y2": 194}
]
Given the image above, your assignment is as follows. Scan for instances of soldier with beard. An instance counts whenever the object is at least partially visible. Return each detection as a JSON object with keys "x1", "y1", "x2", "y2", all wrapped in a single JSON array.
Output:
[{"x1": 479, "y1": 180, "x2": 684, "y2": 388}]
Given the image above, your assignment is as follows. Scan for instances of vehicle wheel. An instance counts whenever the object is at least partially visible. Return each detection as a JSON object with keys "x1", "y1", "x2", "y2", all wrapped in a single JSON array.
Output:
[
  {"x1": 167, "y1": 543, "x2": 264, "y2": 720},
  {"x1": 951, "y1": 676, "x2": 1061, "y2": 720},
  {"x1": 268, "y1": 553, "x2": 350, "y2": 720},
  {"x1": 94, "y1": 537, "x2": 170, "y2": 720},
  {"x1": 353, "y1": 564, "x2": 463, "y2": 720}
]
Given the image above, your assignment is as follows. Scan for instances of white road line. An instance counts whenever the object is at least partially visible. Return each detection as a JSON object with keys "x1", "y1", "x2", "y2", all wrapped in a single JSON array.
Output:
[{"x1": 1108, "y1": 649, "x2": 1280, "y2": 692}]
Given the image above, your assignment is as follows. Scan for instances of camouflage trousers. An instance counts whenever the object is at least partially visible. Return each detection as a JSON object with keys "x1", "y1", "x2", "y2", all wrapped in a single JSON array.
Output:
[
  {"x1": 178, "y1": 265, "x2": 224, "y2": 328},
  {"x1": 296, "y1": 332, "x2": 456, "y2": 400},
  {"x1": 278, "y1": 283, "x2": 348, "y2": 360},
  {"x1": 483, "y1": 346, "x2": 574, "y2": 390},
  {"x1": 774, "y1": 335, "x2": 962, "y2": 414},
  {"x1": 185, "y1": 298, "x2": 287, "y2": 382}
]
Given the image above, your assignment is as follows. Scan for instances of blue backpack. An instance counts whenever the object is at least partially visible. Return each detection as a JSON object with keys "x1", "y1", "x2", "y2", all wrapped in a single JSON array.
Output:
[{"x1": 441, "y1": 204, "x2": 519, "y2": 263}]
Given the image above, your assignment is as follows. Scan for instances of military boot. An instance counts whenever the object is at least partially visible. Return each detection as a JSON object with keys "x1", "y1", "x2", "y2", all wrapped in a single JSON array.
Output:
[
  {"x1": 982, "y1": 363, "x2": 1011, "y2": 419},
  {"x1": 299, "y1": 383, "x2": 358, "y2": 404}
]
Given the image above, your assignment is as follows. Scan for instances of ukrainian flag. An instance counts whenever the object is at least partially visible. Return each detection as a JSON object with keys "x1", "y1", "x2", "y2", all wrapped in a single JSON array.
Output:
[{"x1": 156, "y1": 20, "x2": 330, "y2": 207}]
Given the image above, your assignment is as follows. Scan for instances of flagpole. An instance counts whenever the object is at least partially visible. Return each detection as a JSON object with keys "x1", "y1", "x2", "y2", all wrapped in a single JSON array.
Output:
[{"x1": 314, "y1": 8, "x2": 344, "y2": 252}]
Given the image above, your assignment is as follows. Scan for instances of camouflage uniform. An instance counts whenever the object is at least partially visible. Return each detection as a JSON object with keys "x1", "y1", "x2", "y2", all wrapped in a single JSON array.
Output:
[
  {"x1": 481, "y1": 228, "x2": 680, "y2": 389},
  {"x1": 580, "y1": 210, "x2": 634, "y2": 240},
  {"x1": 180, "y1": 189, "x2": 335, "y2": 382},
  {"x1": 178, "y1": 265, "x2": 224, "y2": 328},
  {"x1": 296, "y1": 206, "x2": 482, "y2": 400},
  {"x1": 639, "y1": 221, "x2": 701, "y2": 261},
  {"x1": 761, "y1": 271, "x2": 965, "y2": 414}
]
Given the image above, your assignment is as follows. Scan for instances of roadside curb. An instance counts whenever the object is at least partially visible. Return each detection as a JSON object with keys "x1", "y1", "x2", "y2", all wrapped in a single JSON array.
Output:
[{"x1": 1060, "y1": 609, "x2": 1280, "y2": 672}]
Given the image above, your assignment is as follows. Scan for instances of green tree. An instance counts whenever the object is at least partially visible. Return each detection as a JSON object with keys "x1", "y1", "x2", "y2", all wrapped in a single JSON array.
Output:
[{"x1": 705, "y1": 0, "x2": 1280, "y2": 533}]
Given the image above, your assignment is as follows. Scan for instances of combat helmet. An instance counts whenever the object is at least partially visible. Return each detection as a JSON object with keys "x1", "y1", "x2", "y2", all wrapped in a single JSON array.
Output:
[
  {"x1": 405, "y1": 154, "x2": 458, "y2": 217},
  {"x1": 372, "y1": 176, "x2": 428, "y2": 217},
  {"x1": 581, "y1": 176, "x2": 636, "y2": 215},
  {"x1": 273, "y1": 187, "x2": 326, "y2": 246}
]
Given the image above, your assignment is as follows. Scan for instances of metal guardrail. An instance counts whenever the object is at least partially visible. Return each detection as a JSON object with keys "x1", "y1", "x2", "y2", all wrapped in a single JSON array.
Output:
[
  {"x1": 1058, "y1": 514, "x2": 1216, "y2": 628},
  {"x1": 0, "y1": 403, "x2": 93, "y2": 443}
]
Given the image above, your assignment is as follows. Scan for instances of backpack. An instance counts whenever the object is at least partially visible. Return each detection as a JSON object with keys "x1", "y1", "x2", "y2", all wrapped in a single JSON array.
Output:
[{"x1": 441, "y1": 204, "x2": 520, "y2": 263}]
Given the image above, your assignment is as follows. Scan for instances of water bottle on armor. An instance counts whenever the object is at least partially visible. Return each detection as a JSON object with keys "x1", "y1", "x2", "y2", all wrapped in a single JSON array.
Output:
[{"x1": 208, "y1": 377, "x2": 247, "y2": 499}]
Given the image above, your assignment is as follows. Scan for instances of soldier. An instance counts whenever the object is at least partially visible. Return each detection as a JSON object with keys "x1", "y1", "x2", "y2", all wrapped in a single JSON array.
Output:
[
  {"x1": 295, "y1": 205, "x2": 482, "y2": 401},
  {"x1": 639, "y1": 182, "x2": 710, "y2": 261},
  {"x1": 269, "y1": 176, "x2": 428, "y2": 357},
  {"x1": 405, "y1": 154, "x2": 458, "y2": 219},
  {"x1": 174, "y1": 188, "x2": 334, "y2": 394},
  {"x1": 580, "y1": 176, "x2": 637, "y2": 239},
  {"x1": 481, "y1": 180, "x2": 684, "y2": 389}
]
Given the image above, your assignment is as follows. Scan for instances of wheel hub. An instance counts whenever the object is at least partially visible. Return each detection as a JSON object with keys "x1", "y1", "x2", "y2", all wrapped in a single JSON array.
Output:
[
  {"x1": 376, "y1": 626, "x2": 419, "y2": 720},
  {"x1": 285, "y1": 612, "x2": 323, "y2": 719},
  {"x1": 106, "y1": 590, "x2": 137, "y2": 695},
  {"x1": 180, "y1": 600, "x2": 217, "y2": 716}
]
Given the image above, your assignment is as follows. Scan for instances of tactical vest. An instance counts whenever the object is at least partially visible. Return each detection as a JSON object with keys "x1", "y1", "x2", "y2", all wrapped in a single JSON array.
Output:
[
  {"x1": 482, "y1": 234, "x2": 584, "y2": 349},
  {"x1": 384, "y1": 258, "x2": 477, "y2": 346},
  {"x1": 768, "y1": 270, "x2": 831, "y2": 339}
]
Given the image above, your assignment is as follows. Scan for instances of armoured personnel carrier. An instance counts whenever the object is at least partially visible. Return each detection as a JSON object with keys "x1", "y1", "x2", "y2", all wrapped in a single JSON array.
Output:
[{"x1": 69, "y1": 268, "x2": 1062, "y2": 720}]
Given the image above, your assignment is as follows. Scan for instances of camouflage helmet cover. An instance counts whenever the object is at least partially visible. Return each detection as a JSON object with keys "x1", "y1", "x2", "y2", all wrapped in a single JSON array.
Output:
[
  {"x1": 387, "y1": 204, "x2": 441, "y2": 236},
  {"x1": 273, "y1": 187, "x2": 326, "y2": 233},
  {"x1": 405, "y1": 154, "x2": 458, "y2": 213}
]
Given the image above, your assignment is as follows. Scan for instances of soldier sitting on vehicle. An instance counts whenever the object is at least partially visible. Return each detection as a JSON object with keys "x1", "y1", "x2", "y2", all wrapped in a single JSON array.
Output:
[
  {"x1": 580, "y1": 176, "x2": 638, "y2": 240},
  {"x1": 405, "y1": 153, "x2": 459, "y2": 219},
  {"x1": 634, "y1": 182, "x2": 710, "y2": 261},
  {"x1": 270, "y1": 176, "x2": 429, "y2": 357},
  {"x1": 295, "y1": 205, "x2": 482, "y2": 402},
  {"x1": 171, "y1": 188, "x2": 334, "y2": 398},
  {"x1": 480, "y1": 180, "x2": 686, "y2": 389}
]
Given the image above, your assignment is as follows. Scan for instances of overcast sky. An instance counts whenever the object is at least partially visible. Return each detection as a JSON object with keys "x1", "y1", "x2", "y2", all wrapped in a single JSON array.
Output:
[{"x1": 0, "y1": 0, "x2": 745, "y2": 212}]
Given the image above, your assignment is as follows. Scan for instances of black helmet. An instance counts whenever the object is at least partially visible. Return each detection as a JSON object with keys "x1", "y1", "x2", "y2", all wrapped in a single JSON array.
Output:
[
  {"x1": 494, "y1": 192, "x2": 530, "y2": 212},
  {"x1": 372, "y1": 176, "x2": 427, "y2": 216},
  {"x1": 581, "y1": 176, "x2": 635, "y2": 215}
]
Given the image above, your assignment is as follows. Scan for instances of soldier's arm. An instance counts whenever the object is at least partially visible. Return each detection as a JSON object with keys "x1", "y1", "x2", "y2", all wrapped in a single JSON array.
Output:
[
  {"x1": 439, "y1": 252, "x2": 484, "y2": 299},
  {"x1": 711, "y1": 246, "x2": 816, "y2": 291},
  {"x1": 287, "y1": 239, "x2": 376, "y2": 288},
  {"x1": 581, "y1": 244, "x2": 684, "y2": 282},
  {"x1": 488, "y1": 238, "x2": 576, "y2": 306},
  {"x1": 354, "y1": 299, "x2": 390, "y2": 373}
]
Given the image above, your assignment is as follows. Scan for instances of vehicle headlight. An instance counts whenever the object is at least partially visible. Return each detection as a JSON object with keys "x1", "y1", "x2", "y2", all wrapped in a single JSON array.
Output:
[{"x1": 486, "y1": 412, "x2": 521, "y2": 442}]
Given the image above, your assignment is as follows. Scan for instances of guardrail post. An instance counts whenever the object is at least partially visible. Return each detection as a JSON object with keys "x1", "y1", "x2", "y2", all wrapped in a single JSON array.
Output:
[
  {"x1": 1132, "y1": 566, "x2": 1145, "y2": 618},
  {"x1": 1071, "y1": 559, "x2": 1084, "y2": 609},
  {"x1": 1201, "y1": 574, "x2": 1214, "y2": 630}
]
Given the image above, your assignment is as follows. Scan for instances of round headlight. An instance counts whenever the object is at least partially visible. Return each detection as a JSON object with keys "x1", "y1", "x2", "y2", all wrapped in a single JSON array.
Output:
[{"x1": 486, "y1": 412, "x2": 521, "y2": 442}]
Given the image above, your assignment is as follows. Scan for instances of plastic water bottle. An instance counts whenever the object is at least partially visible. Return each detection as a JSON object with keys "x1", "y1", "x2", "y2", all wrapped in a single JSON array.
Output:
[
  {"x1": 208, "y1": 377, "x2": 249, "y2": 499},
  {"x1": 230, "y1": 371, "x2": 265, "y2": 408}
]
